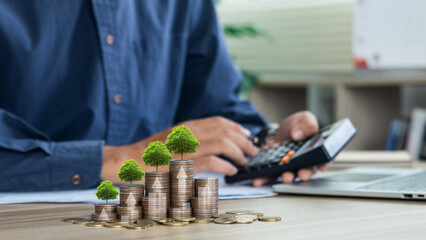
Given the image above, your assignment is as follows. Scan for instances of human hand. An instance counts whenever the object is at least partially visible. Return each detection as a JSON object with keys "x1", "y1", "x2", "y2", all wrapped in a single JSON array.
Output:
[
  {"x1": 101, "y1": 116, "x2": 259, "y2": 183},
  {"x1": 252, "y1": 111, "x2": 327, "y2": 187}
]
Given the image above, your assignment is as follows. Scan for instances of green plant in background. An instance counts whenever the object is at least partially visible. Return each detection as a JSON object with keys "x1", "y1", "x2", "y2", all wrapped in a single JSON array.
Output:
[
  {"x1": 216, "y1": 1, "x2": 268, "y2": 96},
  {"x1": 95, "y1": 180, "x2": 118, "y2": 205},
  {"x1": 142, "y1": 141, "x2": 172, "y2": 171},
  {"x1": 118, "y1": 159, "x2": 145, "y2": 187},
  {"x1": 166, "y1": 125, "x2": 200, "y2": 160}
]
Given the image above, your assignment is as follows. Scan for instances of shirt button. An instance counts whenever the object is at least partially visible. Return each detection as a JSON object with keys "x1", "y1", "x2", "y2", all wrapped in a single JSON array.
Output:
[
  {"x1": 71, "y1": 174, "x2": 82, "y2": 185},
  {"x1": 106, "y1": 34, "x2": 114, "y2": 45},
  {"x1": 113, "y1": 94, "x2": 122, "y2": 104}
]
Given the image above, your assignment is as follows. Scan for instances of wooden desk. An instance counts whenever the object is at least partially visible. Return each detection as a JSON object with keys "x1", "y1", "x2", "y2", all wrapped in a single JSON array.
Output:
[
  {"x1": 2, "y1": 158, "x2": 426, "y2": 240},
  {"x1": 1, "y1": 194, "x2": 426, "y2": 239}
]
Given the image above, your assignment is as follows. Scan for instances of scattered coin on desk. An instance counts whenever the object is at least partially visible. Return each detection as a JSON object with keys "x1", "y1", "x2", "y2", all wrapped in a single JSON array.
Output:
[
  {"x1": 258, "y1": 216, "x2": 281, "y2": 222},
  {"x1": 61, "y1": 218, "x2": 87, "y2": 223},
  {"x1": 85, "y1": 222, "x2": 105, "y2": 227},
  {"x1": 61, "y1": 209, "x2": 281, "y2": 230}
]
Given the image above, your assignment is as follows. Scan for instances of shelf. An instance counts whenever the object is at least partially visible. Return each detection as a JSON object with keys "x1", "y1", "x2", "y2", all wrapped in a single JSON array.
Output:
[{"x1": 257, "y1": 69, "x2": 426, "y2": 87}]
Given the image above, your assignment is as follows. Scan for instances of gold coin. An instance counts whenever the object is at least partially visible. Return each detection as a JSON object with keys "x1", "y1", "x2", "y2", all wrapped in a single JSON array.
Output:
[
  {"x1": 174, "y1": 217, "x2": 195, "y2": 222},
  {"x1": 152, "y1": 218, "x2": 172, "y2": 223},
  {"x1": 104, "y1": 223, "x2": 125, "y2": 228},
  {"x1": 226, "y1": 210, "x2": 253, "y2": 215},
  {"x1": 247, "y1": 212, "x2": 264, "y2": 217},
  {"x1": 162, "y1": 221, "x2": 189, "y2": 227},
  {"x1": 136, "y1": 219, "x2": 156, "y2": 227},
  {"x1": 62, "y1": 218, "x2": 86, "y2": 223},
  {"x1": 106, "y1": 220, "x2": 136, "y2": 225},
  {"x1": 258, "y1": 216, "x2": 281, "y2": 222},
  {"x1": 214, "y1": 216, "x2": 237, "y2": 224},
  {"x1": 125, "y1": 224, "x2": 149, "y2": 230},
  {"x1": 73, "y1": 219, "x2": 93, "y2": 225},
  {"x1": 193, "y1": 218, "x2": 214, "y2": 224},
  {"x1": 85, "y1": 222, "x2": 105, "y2": 227}
]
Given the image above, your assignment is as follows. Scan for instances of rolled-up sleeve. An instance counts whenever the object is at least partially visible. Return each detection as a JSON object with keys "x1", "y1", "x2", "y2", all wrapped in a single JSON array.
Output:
[{"x1": 0, "y1": 109, "x2": 103, "y2": 191}]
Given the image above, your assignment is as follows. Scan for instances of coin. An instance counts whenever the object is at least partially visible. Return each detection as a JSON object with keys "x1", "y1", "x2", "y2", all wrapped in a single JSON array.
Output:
[
  {"x1": 152, "y1": 217, "x2": 172, "y2": 223},
  {"x1": 106, "y1": 220, "x2": 136, "y2": 225},
  {"x1": 62, "y1": 218, "x2": 86, "y2": 223},
  {"x1": 214, "y1": 216, "x2": 237, "y2": 224},
  {"x1": 136, "y1": 219, "x2": 156, "y2": 227},
  {"x1": 73, "y1": 219, "x2": 93, "y2": 225},
  {"x1": 247, "y1": 212, "x2": 264, "y2": 217},
  {"x1": 104, "y1": 223, "x2": 125, "y2": 228},
  {"x1": 235, "y1": 217, "x2": 254, "y2": 224},
  {"x1": 85, "y1": 222, "x2": 105, "y2": 227},
  {"x1": 125, "y1": 224, "x2": 149, "y2": 230},
  {"x1": 162, "y1": 221, "x2": 189, "y2": 227},
  {"x1": 212, "y1": 214, "x2": 235, "y2": 218},
  {"x1": 226, "y1": 210, "x2": 253, "y2": 215},
  {"x1": 258, "y1": 216, "x2": 281, "y2": 222},
  {"x1": 174, "y1": 217, "x2": 195, "y2": 222},
  {"x1": 237, "y1": 215, "x2": 258, "y2": 221},
  {"x1": 193, "y1": 218, "x2": 214, "y2": 223}
]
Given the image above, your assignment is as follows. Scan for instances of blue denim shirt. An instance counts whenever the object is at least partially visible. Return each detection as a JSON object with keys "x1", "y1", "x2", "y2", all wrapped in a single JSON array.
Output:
[{"x1": 0, "y1": 0, "x2": 266, "y2": 191}]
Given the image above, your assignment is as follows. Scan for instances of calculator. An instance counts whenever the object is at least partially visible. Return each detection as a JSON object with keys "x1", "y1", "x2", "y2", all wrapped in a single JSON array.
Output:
[{"x1": 224, "y1": 118, "x2": 357, "y2": 183}]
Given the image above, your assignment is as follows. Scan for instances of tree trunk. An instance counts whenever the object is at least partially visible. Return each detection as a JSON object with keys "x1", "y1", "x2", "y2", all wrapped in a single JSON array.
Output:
[
  {"x1": 130, "y1": 181, "x2": 132, "y2": 187},
  {"x1": 106, "y1": 199, "x2": 108, "y2": 205},
  {"x1": 181, "y1": 153, "x2": 183, "y2": 160}
]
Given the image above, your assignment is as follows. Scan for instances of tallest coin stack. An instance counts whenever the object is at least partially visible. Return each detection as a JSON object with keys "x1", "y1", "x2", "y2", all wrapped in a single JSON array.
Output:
[{"x1": 168, "y1": 159, "x2": 194, "y2": 218}]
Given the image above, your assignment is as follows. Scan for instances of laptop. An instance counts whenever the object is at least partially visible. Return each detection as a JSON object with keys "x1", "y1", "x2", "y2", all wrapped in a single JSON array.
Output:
[{"x1": 273, "y1": 167, "x2": 426, "y2": 200}]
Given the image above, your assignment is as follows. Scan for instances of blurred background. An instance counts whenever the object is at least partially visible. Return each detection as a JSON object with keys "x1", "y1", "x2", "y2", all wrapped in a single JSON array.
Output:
[{"x1": 215, "y1": 0, "x2": 426, "y2": 158}]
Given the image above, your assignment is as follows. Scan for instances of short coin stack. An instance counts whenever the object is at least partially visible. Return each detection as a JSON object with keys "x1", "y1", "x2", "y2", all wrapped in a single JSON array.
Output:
[
  {"x1": 91, "y1": 204, "x2": 118, "y2": 222},
  {"x1": 192, "y1": 178, "x2": 219, "y2": 218},
  {"x1": 170, "y1": 160, "x2": 194, "y2": 207},
  {"x1": 119, "y1": 185, "x2": 144, "y2": 221}
]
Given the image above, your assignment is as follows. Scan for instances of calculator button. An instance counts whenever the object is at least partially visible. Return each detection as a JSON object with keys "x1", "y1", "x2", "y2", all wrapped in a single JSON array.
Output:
[
  {"x1": 287, "y1": 149, "x2": 296, "y2": 157},
  {"x1": 281, "y1": 155, "x2": 291, "y2": 163},
  {"x1": 280, "y1": 149, "x2": 296, "y2": 163}
]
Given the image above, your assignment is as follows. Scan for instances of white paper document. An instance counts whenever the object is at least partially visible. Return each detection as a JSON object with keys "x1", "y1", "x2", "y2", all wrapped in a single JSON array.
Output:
[{"x1": 0, "y1": 172, "x2": 276, "y2": 204}]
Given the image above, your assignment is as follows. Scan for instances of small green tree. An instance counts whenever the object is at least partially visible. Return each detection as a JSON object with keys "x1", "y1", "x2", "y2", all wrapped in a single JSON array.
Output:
[
  {"x1": 118, "y1": 159, "x2": 145, "y2": 187},
  {"x1": 142, "y1": 141, "x2": 172, "y2": 172},
  {"x1": 95, "y1": 180, "x2": 118, "y2": 205},
  {"x1": 166, "y1": 125, "x2": 200, "y2": 160}
]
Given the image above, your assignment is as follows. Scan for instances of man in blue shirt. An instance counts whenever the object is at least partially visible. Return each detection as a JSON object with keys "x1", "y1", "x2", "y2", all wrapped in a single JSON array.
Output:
[{"x1": 0, "y1": 0, "x2": 322, "y2": 191}]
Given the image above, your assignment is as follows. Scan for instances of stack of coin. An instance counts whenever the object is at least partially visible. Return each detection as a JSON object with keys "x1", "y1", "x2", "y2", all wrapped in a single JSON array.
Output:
[
  {"x1": 170, "y1": 160, "x2": 194, "y2": 208},
  {"x1": 194, "y1": 178, "x2": 218, "y2": 198},
  {"x1": 167, "y1": 206, "x2": 192, "y2": 219},
  {"x1": 119, "y1": 185, "x2": 144, "y2": 206},
  {"x1": 192, "y1": 177, "x2": 219, "y2": 218},
  {"x1": 118, "y1": 185, "x2": 144, "y2": 221},
  {"x1": 142, "y1": 196, "x2": 167, "y2": 219},
  {"x1": 91, "y1": 204, "x2": 118, "y2": 222},
  {"x1": 117, "y1": 206, "x2": 142, "y2": 221},
  {"x1": 145, "y1": 171, "x2": 170, "y2": 206}
]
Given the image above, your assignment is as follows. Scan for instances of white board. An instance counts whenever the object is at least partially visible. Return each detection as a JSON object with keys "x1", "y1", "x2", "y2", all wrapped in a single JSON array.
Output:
[{"x1": 353, "y1": 0, "x2": 426, "y2": 69}]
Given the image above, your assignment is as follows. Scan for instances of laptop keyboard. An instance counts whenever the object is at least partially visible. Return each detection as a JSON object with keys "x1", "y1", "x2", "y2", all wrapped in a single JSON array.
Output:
[{"x1": 355, "y1": 172, "x2": 426, "y2": 192}]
